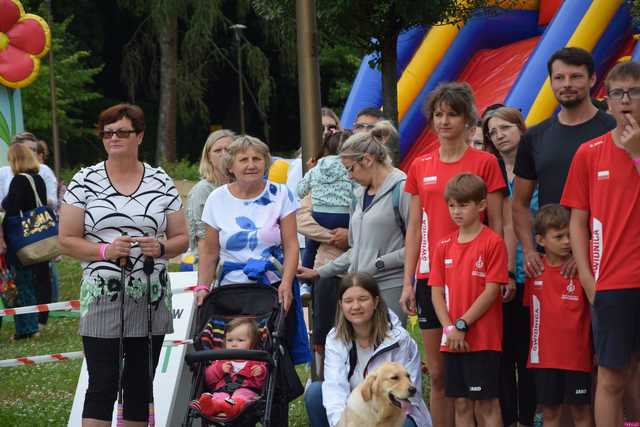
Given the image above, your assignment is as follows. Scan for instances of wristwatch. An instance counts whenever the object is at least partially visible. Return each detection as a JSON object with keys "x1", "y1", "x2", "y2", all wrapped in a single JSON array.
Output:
[
  {"x1": 454, "y1": 318, "x2": 468, "y2": 332},
  {"x1": 159, "y1": 242, "x2": 166, "y2": 258},
  {"x1": 375, "y1": 257, "x2": 385, "y2": 272}
]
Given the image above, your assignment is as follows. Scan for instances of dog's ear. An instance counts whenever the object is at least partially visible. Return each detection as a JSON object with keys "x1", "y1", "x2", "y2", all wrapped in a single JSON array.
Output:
[{"x1": 361, "y1": 373, "x2": 378, "y2": 401}]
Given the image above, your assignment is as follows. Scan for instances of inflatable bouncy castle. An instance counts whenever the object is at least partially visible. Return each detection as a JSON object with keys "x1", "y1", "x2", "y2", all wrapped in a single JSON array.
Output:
[{"x1": 339, "y1": 0, "x2": 636, "y2": 169}]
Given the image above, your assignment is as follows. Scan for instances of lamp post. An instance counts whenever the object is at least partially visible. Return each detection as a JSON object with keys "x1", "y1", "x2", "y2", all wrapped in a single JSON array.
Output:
[
  {"x1": 44, "y1": 0, "x2": 60, "y2": 177},
  {"x1": 295, "y1": 0, "x2": 322, "y2": 174},
  {"x1": 230, "y1": 24, "x2": 246, "y2": 135}
]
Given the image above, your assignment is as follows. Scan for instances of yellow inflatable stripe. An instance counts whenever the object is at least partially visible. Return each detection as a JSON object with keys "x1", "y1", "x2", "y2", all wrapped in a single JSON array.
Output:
[
  {"x1": 526, "y1": 0, "x2": 623, "y2": 126},
  {"x1": 397, "y1": 25, "x2": 459, "y2": 120}
]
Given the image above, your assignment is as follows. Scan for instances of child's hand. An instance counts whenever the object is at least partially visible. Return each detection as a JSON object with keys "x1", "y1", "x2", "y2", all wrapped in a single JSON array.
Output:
[
  {"x1": 251, "y1": 365, "x2": 263, "y2": 377},
  {"x1": 222, "y1": 362, "x2": 233, "y2": 373},
  {"x1": 446, "y1": 330, "x2": 470, "y2": 352}
]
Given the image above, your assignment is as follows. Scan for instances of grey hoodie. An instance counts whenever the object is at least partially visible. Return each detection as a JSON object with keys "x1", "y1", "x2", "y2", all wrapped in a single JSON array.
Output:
[{"x1": 317, "y1": 168, "x2": 410, "y2": 290}]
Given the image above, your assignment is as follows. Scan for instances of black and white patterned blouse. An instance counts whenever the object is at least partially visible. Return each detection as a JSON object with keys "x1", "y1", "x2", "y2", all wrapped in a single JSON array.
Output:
[{"x1": 63, "y1": 162, "x2": 182, "y2": 338}]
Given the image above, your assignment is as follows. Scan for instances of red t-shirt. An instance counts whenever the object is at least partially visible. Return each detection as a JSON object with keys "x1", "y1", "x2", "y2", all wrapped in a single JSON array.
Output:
[
  {"x1": 525, "y1": 259, "x2": 592, "y2": 372},
  {"x1": 561, "y1": 132, "x2": 640, "y2": 291},
  {"x1": 405, "y1": 147, "x2": 506, "y2": 278},
  {"x1": 429, "y1": 226, "x2": 508, "y2": 352}
]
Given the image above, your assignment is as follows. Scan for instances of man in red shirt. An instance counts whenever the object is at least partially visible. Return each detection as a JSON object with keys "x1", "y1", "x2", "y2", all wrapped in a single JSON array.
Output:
[
  {"x1": 431, "y1": 173, "x2": 507, "y2": 427},
  {"x1": 525, "y1": 204, "x2": 592, "y2": 427},
  {"x1": 561, "y1": 61, "x2": 640, "y2": 426}
]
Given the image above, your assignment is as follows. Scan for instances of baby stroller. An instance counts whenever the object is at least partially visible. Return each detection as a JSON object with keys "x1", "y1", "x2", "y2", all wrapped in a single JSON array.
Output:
[{"x1": 183, "y1": 283, "x2": 294, "y2": 427}]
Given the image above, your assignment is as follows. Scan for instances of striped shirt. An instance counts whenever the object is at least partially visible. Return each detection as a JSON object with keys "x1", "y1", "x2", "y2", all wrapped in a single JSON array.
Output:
[{"x1": 63, "y1": 162, "x2": 181, "y2": 338}]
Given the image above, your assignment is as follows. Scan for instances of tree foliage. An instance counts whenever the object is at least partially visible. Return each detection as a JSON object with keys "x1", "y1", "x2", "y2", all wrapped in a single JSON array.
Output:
[
  {"x1": 118, "y1": 0, "x2": 274, "y2": 162},
  {"x1": 252, "y1": 0, "x2": 509, "y2": 162},
  {"x1": 21, "y1": 14, "x2": 103, "y2": 144}
]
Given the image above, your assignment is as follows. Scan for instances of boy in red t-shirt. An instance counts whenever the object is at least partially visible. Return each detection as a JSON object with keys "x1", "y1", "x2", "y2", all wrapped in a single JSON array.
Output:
[
  {"x1": 561, "y1": 61, "x2": 640, "y2": 426},
  {"x1": 431, "y1": 173, "x2": 507, "y2": 426},
  {"x1": 525, "y1": 204, "x2": 593, "y2": 427}
]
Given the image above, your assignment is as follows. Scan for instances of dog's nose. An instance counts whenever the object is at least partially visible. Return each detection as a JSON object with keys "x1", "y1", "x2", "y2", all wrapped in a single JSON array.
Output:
[{"x1": 408, "y1": 386, "x2": 417, "y2": 396}]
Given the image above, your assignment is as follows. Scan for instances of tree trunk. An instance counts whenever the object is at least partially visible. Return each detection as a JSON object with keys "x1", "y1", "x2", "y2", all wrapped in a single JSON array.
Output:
[
  {"x1": 380, "y1": 31, "x2": 399, "y2": 165},
  {"x1": 156, "y1": 14, "x2": 178, "y2": 164}
]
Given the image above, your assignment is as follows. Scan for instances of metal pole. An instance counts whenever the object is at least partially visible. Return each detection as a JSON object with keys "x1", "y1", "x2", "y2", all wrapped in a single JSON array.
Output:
[
  {"x1": 230, "y1": 24, "x2": 246, "y2": 134},
  {"x1": 45, "y1": 0, "x2": 61, "y2": 178},
  {"x1": 295, "y1": 0, "x2": 322, "y2": 174}
]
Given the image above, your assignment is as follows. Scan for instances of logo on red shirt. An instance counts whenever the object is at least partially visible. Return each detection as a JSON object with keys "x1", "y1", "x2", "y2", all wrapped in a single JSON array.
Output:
[
  {"x1": 561, "y1": 279, "x2": 579, "y2": 301},
  {"x1": 597, "y1": 170, "x2": 610, "y2": 181},
  {"x1": 423, "y1": 176, "x2": 437, "y2": 185},
  {"x1": 472, "y1": 256, "x2": 486, "y2": 277}
]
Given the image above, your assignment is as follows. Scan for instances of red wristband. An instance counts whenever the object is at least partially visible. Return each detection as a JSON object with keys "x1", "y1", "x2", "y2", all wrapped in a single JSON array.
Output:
[{"x1": 193, "y1": 284, "x2": 210, "y2": 293}]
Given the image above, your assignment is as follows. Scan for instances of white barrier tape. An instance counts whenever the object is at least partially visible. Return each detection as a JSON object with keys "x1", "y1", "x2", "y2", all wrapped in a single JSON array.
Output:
[
  {"x1": 163, "y1": 339, "x2": 193, "y2": 347},
  {"x1": 0, "y1": 351, "x2": 84, "y2": 368},
  {"x1": 0, "y1": 339, "x2": 195, "y2": 369},
  {"x1": 0, "y1": 300, "x2": 80, "y2": 317},
  {"x1": 0, "y1": 283, "x2": 201, "y2": 317}
]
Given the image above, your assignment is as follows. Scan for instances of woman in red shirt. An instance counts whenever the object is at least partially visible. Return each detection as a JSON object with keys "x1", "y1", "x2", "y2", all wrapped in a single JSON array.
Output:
[{"x1": 399, "y1": 82, "x2": 506, "y2": 427}]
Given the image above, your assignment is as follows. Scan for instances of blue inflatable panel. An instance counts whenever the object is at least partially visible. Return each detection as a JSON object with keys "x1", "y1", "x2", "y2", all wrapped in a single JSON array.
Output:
[{"x1": 504, "y1": 0, "x2": 591, "y2": 117}]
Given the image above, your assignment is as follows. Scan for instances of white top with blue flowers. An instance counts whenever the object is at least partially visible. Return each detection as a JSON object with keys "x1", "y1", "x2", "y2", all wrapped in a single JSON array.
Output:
[{"x1": 201, "y1": 181, "x2": 298, "y2": 285}]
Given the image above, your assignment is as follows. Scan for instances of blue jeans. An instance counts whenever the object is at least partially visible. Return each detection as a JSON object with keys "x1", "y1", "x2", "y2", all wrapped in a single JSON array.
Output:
[
  {"x1": 14, "y1": 263, "x2": 38, "y2": 337},
  {"x1": 50, "y1": 261, "x2": 59, "y2": 303},
  {"x1": 304, "y1": 381, "x2": 417, "y2": 427}
]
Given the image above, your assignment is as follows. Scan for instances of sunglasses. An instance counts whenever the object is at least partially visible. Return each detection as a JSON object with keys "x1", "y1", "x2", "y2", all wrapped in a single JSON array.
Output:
[
  {"x1": 100, "y1": 129, "x2": 137, "y2": 139},
  {"x1": 353, "y1": 123, "x2": 375, "y2": 131}
]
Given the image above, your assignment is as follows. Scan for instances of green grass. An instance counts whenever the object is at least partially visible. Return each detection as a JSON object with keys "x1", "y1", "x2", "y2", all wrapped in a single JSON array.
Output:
[
  {"x1": 0, "y1": 258, "x2": 431, "y2": 426},
  {"x1": 0, "y1": 257, "x2": 83, "y2": 426},
  {"x1": 0, "y1": 258, "x2": 316, "y2": 426}
]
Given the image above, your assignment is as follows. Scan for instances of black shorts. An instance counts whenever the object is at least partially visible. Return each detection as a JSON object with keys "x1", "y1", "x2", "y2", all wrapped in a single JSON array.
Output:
[
  {"x1": 592, "y1": 288, "x2": 640, "y2": 369},
  {"x1": 415, "y1": 279, "x2": 442, "y2": 330},
  {"x1": 443, "y1": 351, "x2": 501, "y2": 400},
  {"x1": 533, "y1": 368, "x2": 592, "y2": 405}
]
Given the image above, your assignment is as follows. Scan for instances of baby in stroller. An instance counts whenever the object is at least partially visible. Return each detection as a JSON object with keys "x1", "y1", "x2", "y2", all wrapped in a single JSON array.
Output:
[{"x1": 191, "y1": 318, "x2": 267, "y2": 419}]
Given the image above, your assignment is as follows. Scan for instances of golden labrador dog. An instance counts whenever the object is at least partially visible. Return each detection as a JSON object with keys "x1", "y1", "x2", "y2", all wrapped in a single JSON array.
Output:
[{"x1": 337, "y1": 362, "x2": 417, "y2": 427}]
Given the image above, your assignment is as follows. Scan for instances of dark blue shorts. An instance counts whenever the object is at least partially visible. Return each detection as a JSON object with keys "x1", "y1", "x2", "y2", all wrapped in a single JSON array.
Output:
[{"x1": 592, "y1": 288, "x2": 640, "y2": 369}]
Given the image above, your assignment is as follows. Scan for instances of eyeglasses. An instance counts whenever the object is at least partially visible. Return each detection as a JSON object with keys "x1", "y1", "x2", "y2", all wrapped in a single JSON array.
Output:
[
  {"x1": 100, "y1": 129, "x2": 137, "y2": 139},
  {"x1": 344, "y1": 161, "x2": 358, "y2": 174},
  {"x1": 323, "y1": 124, "x2": 338, "y2": 132},
  {"x1": 488, "y1": 124, "x2": 517, "y2": 139},
  {"x1": 353, "y1": 123, "x2": 375, "y2": 131},
  {"x1": 608, "y1": 87, "x2": 640, "y2": 100}
]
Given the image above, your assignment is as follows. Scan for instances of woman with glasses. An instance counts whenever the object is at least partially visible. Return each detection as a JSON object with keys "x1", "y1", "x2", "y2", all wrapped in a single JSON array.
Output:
[
  {"x1": 484, "y1": 107, "x2": 537, "y2": 427},
  {"x1": 58, "y1": 103, "x2": 189, "y2": 426},
  {"x1": 297, "y1": 121, "x2": 411, "y2": 325},
  {"x1": 399, "y1": 82, "x2": 506, "y2": 427},
  {"x1": 186, "y1": 129, "x2": 234, "y2": 260},
  {"x1": 322, "y1": 107, "x2": 341, "y2": 138}
]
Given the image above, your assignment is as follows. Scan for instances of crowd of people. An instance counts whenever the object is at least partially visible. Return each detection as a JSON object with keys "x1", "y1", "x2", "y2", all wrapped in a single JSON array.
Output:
[{"x1": 1, "y1": 46, "x2": 639, "y2": 427}]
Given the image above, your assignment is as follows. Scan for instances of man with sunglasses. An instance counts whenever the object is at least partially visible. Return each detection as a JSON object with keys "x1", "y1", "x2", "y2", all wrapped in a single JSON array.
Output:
[
  {"x1": 353, "y1": 107, "x2": 385, "y2": 133},
  {"x1": 512, "y1": 47, "x2": 615, "y2": 280}
]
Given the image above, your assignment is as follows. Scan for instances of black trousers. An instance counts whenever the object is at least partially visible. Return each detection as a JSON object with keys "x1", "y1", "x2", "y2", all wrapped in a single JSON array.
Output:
[
  {"x1": 32, "y1": 262, "x2": 51, "y2": 325},
  {"x1": 499, "y1": 285, "x2": 536, "y2": 426},
  {"x1": 82, "y1": 335, "x2": 164, "y2": 421}
]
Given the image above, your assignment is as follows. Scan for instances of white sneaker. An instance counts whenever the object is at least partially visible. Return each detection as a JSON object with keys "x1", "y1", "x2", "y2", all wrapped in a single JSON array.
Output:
[{"x1": 300, "y1": 283, "x2": 312, "y2": 305}]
